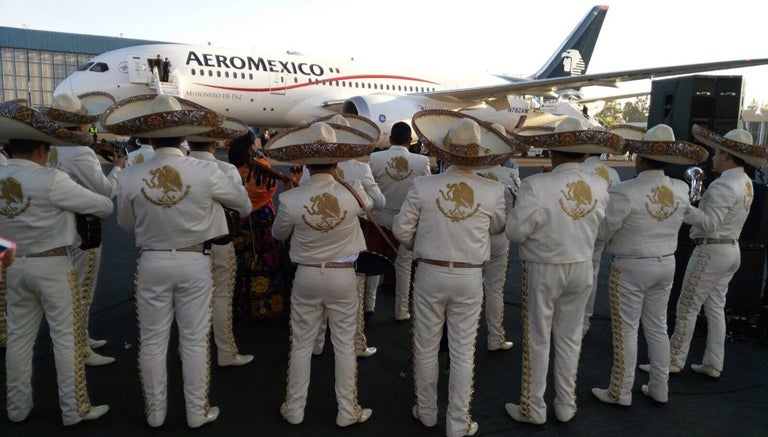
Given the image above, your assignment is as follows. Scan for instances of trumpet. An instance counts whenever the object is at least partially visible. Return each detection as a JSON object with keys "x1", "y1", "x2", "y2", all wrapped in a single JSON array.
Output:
[{"x1": 684, "y1": 166, "x2": 705, "y2": 203}]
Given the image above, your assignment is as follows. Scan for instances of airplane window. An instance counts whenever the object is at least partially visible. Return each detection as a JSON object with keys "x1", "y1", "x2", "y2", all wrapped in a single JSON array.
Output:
[
  {"x1": 89, "y1": 62, "x2": 109, "y2": 73},
  {"x1": 294, "y1": 77, "x2": 298, "y2": 83},
  {"x1": 342, "y1": 81, "x2": 346, "y2": 87},
  {"x1": 386, "y1": 85, "x2": 390, "y2": 90},
  {"x1": 249, "y1": 73, "x2": 253, "y2": 80},
  {"x1": 397, "y1": 85, "x2": 401, "y2": 91},
  {"x1": 208, "y1": 70, "x2": 213, "y2": 77},
  {"x1": 225, "y1": 71, "x2": 229, "y2": 78},
  {"x1": 199, "y1": 69, "x2": 203, "y2": 75},
  {"x1": 367, "y1": 84, "x2": 371, "y2": 89},
  {"x1": 217, "y1": 71, "x2": 221, "y2": 77},
  {"x1": 241, "y1": 73, "x2": 245, "y2": 79},
  {"x1": 191, "y1": 69, "x2": 196, "y2": 76},
  {"x1": 77, "y1": 62, "x2": 94, "y2": 72}
]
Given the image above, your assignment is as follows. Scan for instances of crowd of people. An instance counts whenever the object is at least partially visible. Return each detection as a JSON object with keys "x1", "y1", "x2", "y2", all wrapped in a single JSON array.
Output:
[{"x1": 1, "y1": 92, "x2": 767, "y2": 436}]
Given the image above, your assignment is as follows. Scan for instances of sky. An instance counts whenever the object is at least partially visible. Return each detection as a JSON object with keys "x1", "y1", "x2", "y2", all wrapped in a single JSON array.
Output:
[{"x1": 2, "y1": 0, "x2": 767, "y2": 105}]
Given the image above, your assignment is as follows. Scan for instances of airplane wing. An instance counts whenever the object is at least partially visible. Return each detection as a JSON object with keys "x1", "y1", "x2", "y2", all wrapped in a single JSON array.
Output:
[
  {"x1": 421, "y1": 58, "x2": 768, "y2": 105},
  {"x1": 578, "y1": 92, "x2": 649, "y2": 104}
]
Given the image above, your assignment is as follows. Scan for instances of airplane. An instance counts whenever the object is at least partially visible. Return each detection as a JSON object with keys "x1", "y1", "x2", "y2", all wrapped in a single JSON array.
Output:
[{"x1": 54, "y1": 5, "x2": 768, "y2": 145}]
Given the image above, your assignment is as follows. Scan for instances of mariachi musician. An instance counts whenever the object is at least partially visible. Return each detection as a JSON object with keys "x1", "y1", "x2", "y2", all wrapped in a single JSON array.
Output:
[
  {"x1": 268, "y1": 120, "x2": 375, "y2": 427},
  {"x1": 368, "y1": 121, "x2": 431, "y2": 322},
  {"x1": 41, "y1": 93, "x2": 127, "y2": 367},
  {"x1": 396, "y1": 110, "x2": 516, "y2": 437},
  {"x1": 301, "y1": 114, "x2": 385, "y2": 359}
]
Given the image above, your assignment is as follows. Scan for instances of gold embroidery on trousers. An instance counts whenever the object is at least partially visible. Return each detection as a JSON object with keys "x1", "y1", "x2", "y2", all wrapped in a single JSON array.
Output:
[
  {"x1": 607, "y1": 265, "x2": 626, "y2": 401},
  {"x1": 385, "y1": 156, "x2": 413, "y2": 181},
  {"x1": 140, "y1": 165, "x2": 191, "y2": 208},
  {"x1": 558, "y1": 180, "x2": 597, "y2": 219},
  {"x1": 519, "y1": 263, "x2": 533, "y2": 419},
  {"x1": 645, "y1": 185, "x2": 679, "y2": 222},
  {"x1": 68, "y1": 269, "x2": 92, "y2": 415},
  {"x1": 436, "y1": 182, "x2": 481, "y2": 222},
  {"x1": 670, "y1": 250, "x2": 710, "y2": 367},
  {"x1": 301, "y1": 192, "x2": 348, "y2": 232},
  {"x1": 0, "y1": 177, "x2": 31, "y2": 218}
]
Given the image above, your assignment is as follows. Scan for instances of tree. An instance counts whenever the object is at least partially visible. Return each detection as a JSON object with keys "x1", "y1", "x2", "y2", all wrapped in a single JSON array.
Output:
[
  {"x1": 622, "y1": 96, "x2": 649, "y2": 123},
  {"x1": 595, "y1": 101, "x2": 624, "y2": 125},
  {"x1": 594, "y1": 96, "x2": 650, "y2": 125}
]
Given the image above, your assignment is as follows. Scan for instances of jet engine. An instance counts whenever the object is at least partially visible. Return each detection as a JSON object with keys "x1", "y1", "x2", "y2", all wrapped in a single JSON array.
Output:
[{"x1": 341, "y1": 94, "x2": 427, "y2": 145}]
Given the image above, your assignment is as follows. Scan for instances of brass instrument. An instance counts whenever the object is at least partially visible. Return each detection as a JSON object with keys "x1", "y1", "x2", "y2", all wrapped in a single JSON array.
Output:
[{"x1": 684, "y1": 166, "x2": 705, "y2": 203}]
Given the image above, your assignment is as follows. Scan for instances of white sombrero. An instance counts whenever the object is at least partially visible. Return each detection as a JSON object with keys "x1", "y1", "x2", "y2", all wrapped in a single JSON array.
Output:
[
  {"x1": 606, "y1": 124, "x2": 647, "y2": 141},
  {"x1": 77, "y1": 91, "x2": 117, "y2": 117},
  {"x1": 0, "y1": 101, "x2": 92, "y2": 146},
  {"x1": 511, "y1": 116, "x2": 624, "y2": 154},
  {"x1": 411, "y1": 110, "x2": 520, "y2": 167},
  {"x1": 692, "y1": 124, "x2": 768, "y2": 167},
  {"x1": 39, "y1": 93, "x2": 99, "y2": 127},
  {"x1": 264, "y1": 121, "x2": 375, "y2": 165},
  {"x1": 186, "y1": 117, "x2": 249, "y2": 143},
  {"x1": 100, "y1": 94, "x2": 224, "y2": 137},
  {"x1": 624, "y1": 124, "x2": 708, "y2": 165},
  {"x1": 513, "y1": 126, "x2": 555, "y2": 136},
  {"x1": 313, "y1": 114, "x2": 381, "y2": 142}
]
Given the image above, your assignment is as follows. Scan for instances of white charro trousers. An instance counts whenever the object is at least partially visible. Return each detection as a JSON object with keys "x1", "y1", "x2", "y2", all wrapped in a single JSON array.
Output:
[
  {"x1": 670, "y1": 243, "x2": 740, "y2": 373},
  {"x1": 283, "y1": 265, "x2": 363, "y2": 425},
  {"x1": 5, "y1": 255, "x2": 92, "y2": 425},
  {"x1": 314, "y1": 273, "x2": 370, "y2": 354},
  {"x1": 136, "y1": 251, "x2": 213, "y2": 420},
  {"x1": 210, "y1": 242, "x2": 240, "y2": 359},
  {"x1": 517, "y1": 260, "x2": 591, "y2": 424},
  {"x1": 483, "y1": 233, "x2": 510, "y2": 349},
  {"x1": 71, "y1": 245, "x2": 101, "y2": 353},
  {"x1": 394, "y1": 245, "x2": 414, "y2": 319},
  {"x1": 605, "y1": 255, "x2": 674, "y2": 404},
  {"x1": 412, "y1": 262, "x2": 482, "y2": 437},
  {"x1": 363, "y1": 274, "x2": 379, "y2": 312}
]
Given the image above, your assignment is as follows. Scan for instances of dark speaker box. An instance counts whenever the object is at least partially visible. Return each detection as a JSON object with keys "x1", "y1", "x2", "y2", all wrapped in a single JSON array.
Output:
[{"x1": 648, "y1": 75, "x2": 744, "y2": 181}]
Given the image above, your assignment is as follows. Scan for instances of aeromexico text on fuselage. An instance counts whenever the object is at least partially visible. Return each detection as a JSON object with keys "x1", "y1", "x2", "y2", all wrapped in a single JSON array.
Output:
[{"x1": 187, "y1": 51, "x2": 327, "y2": 77}]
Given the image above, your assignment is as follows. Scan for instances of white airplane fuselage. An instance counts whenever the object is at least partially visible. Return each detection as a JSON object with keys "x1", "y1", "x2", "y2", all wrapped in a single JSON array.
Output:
[{"x1": 56, "y1": 44, "x2": 566, "y2": 141}]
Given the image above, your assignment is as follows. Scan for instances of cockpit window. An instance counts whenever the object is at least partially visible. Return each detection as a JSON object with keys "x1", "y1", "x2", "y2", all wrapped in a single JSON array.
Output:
[
  {"x1": 89, "y1": 62, "x2": 109, "y2": 73},
  {"x1": 77, "y1": 62, "x2": 94, "y2": 71}
]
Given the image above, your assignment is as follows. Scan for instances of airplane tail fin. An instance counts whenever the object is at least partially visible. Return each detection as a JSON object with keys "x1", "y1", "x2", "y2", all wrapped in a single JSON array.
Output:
[{"x1": 533, "y1": 5, "x2": 608, "y2": 80}]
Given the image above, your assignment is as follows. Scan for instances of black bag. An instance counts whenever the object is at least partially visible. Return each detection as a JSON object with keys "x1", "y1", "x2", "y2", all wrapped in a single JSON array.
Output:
[{"x1": 76, "y1": 214, "x2": 102, "y2": 250}]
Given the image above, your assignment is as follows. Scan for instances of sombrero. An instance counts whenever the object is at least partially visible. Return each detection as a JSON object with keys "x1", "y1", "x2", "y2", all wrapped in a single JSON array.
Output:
[
  {"x1": 692, "y1": 124, "x2": 768, "y2": 167},
  {"x1": 186, "y1": 117, "x2": 249, "y2": 143},
  {"x1": 100, "y1": 94, "x2": 224, "y2": 137},
  {"x1": 313, "y1": 114, "x2": 381, "y2": 142},
  {"x1": 39, "y1": 92, "x2": 99, "y2": 127},
  {"x1": 411, "y1": 110, "x2": 520, "y2": 167},
  {"x1": 623, "y1": 124, "x2": 708, "y2": 165},
  {"x1": 511, "y1": 116, "x2": 624, "y2": 154},
  {"x1": 264, "y1": 121, "x2": 375, "y2": 165},
  {"x1": 77, "y1": 91, "x2": 117, "y2": 117},
  {"x1": 513, "y1": 126, "x2": 555, "y2": 136},
  {"x1": 0, "y1": 101, "x2": 92, "y2": 146},
  {"x1": 606, "y1": 124, "x2": 647, "y2": 141}
]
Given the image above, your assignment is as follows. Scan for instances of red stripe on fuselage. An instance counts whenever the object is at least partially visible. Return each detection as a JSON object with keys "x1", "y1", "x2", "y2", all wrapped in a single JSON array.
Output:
[{"x1": 193, "y1": 74, "x2": 440, "y2": 92}]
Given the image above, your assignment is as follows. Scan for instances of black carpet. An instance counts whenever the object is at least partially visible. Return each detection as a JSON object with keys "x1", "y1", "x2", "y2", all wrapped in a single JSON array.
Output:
[{"x1": 2, "y1": 163, "x2": 768, "y2": 436}]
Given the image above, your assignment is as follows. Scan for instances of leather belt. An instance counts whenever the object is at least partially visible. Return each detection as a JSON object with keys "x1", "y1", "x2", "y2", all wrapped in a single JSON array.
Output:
[
  {"x1": 420, "y1": 259, "x2": 482, "y2": 268},
  {"x1": 693, "y1": 238, "x2": 737, "y2": 245},
  {"x1": 298, "y1": 262, "x2": 355, "y2": 269},
  {"x1": 142, "y1": 242, "x2": 211, "y2": 254},
  {"x1": 26, "y1": 246, "x2": 68, "y2": 257}
]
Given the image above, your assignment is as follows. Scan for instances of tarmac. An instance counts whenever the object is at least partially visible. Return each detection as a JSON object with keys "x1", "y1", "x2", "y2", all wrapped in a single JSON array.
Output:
[{"x1": 1, "y1": 158, "x2": 767, "y2": 436}]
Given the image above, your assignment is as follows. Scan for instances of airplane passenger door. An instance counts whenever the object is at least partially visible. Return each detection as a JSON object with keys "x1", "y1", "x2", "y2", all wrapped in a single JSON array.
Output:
[
  {"x1": 269, "y1": 71, "x2": 286, "y2": 95},
  {"x1": 127, "y1": 55, "x2": 151, "y2": 83}
]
